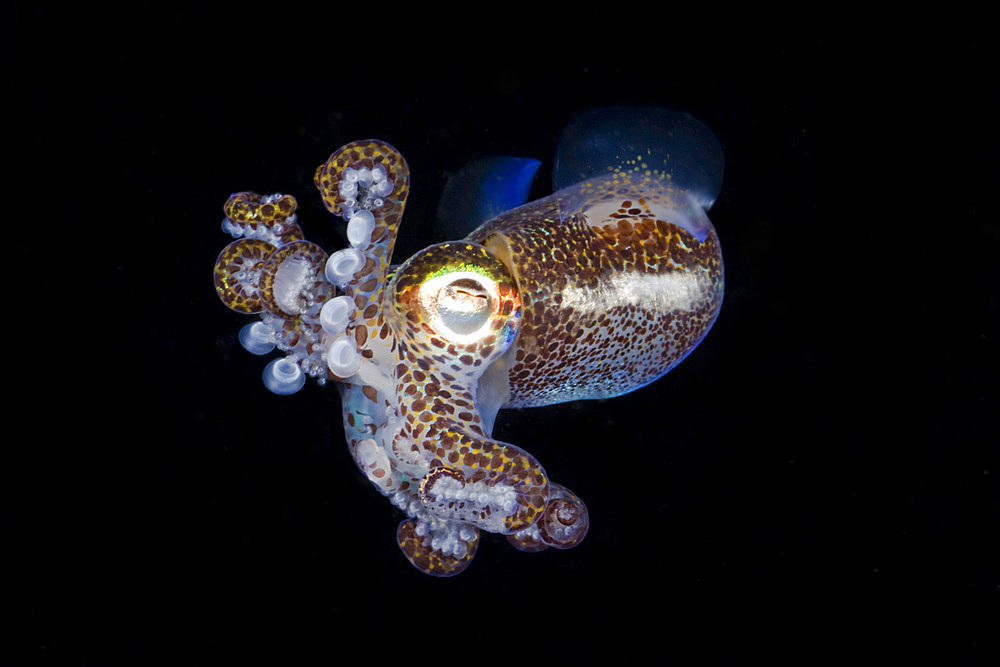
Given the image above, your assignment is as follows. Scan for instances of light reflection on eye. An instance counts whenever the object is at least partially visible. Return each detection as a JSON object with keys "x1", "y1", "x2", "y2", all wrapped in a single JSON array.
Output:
[{"x1": 418, "y1": 271, "x2": 499, "y2": 344}]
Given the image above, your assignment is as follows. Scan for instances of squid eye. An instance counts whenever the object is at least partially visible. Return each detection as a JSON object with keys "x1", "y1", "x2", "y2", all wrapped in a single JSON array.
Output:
[
  {"x1": 437, "y1": 278, "x2": 492, "y2": 336},
  {"x1": 418, "y1": 272, "x2": 500, "y2": 344}
]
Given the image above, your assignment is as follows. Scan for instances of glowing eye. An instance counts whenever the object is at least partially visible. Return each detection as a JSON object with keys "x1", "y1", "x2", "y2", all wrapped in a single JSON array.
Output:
[
  {"x1": 418, "y1": 271, "x2": 500, "y2": 344},
  {"x1": 437, "y1": 278, "x2": 492, "y2": 335}
]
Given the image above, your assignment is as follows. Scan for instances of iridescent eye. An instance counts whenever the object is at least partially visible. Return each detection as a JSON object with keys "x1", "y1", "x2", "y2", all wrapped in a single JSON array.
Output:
[
  {"x1": 437, "y1": 278, "x2": 492, "y2": 335},
  {"x1": 418, "y1": 272, "x2": 499, "y2": 344}
]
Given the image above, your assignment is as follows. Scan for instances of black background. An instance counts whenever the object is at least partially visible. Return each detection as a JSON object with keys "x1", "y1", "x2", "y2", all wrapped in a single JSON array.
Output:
[{"x1": 10, "y1": 3, "x2": 998, "y2": 664}]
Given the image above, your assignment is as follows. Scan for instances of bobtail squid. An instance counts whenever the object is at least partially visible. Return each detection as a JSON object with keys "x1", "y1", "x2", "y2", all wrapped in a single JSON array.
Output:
[{"x1": 212, "y1": 107, "x2": 725, "y2": 575}]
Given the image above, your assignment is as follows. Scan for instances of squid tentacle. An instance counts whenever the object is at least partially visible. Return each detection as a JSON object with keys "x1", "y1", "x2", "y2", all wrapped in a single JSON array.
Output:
[{"x1": 213, "y1": 108, "x2": 724, "y2": 575}]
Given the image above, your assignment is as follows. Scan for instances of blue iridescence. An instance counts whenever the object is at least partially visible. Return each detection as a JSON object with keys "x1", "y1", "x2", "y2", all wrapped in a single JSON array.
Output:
[{"x1": 437, "y1": 157, "x2": 541, "y2": 239}]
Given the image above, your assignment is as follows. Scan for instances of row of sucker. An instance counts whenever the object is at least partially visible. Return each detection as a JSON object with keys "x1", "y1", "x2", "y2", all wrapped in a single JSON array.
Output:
[
  {"x1": 314, "y1": 141, "x2": 409, "y2": 381},
  {"x1": 214, "y1": 140, "x2": 597, "y2": 576},
  {"x1": 386, "y1": 242, "x2": 555, "y2": 549},
  {"x1": 214, "y1": 142, "x2": 410, "y2": 396},
  {"x1": 314, "y1": 145, "x2": 489, "y2": 575},
  {"x1": 214, "y1": 193, "x2": 331, "y2": 394}
]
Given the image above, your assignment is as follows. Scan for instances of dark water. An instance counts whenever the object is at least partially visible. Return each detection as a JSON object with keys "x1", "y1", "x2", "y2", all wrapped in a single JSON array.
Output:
[{"x1": 11, "y1": 5, "x2": 997, "y2": 664}]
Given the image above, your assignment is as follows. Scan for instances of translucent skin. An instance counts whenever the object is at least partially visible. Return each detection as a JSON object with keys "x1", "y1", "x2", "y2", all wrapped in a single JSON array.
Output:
[
  {"x1": 213, "y1": 112, "x2": 724, "y2": 576},
  {"x1": 469, "y1": 174, "x2": 723, "y2": 411}
]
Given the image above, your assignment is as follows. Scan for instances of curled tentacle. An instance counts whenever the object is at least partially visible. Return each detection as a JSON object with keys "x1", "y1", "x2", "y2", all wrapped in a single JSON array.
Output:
[
  {"x1": 314, "y1": 140, "x2": 409, "y2": 293},
  {"x1": 214, "y1": 109, "x2": 724, "y2": 575},
  {"x1": 397, "y1": 518, "x2": 480, "y2": 577},
  {"x1": 387, "y1": 241, "x2": 555, "y2": 534},
  {"x1": 258, "y1": 240, "x2": 330, "y2": 320},
  {"x1": 313, "y1": 141, "x2": 410, "y2": 388},
  {"x1": 221, "y1": 191, "x2": 304, "y2": 246},
  {"x1": 506, "y1": 483, "x2": 589, "y2": 552},
  {"x1": 213, "y1": 238, "x2": 275, "y2": 314},
  {"x1": 417, "y1": 436, "x2": 548, "y2": 533}
]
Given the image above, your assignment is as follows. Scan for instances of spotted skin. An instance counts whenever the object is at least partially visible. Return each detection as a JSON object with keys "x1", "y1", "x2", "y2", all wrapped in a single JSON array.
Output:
[
  {"x1": 469, "y1": 179, "x2": 724, "y2": 408},
  {"x1": 213, "y1": 238, "x2": 275, "y2": 314},
  {"x1": 224, "y1": 191, "x2": 304, "y2": 244},
  {"x1": 213, "y1": 134, "x2": 723, "y2": 576},
  {"x1": 397, "y1": 519, "x2": 478, "y2": 577},
  {"x1": 387, "y1": 242, "x2": 549, "y2": 533},
  {"x1": 314, "y1": 141, "x2": 409, "y2": 376}
]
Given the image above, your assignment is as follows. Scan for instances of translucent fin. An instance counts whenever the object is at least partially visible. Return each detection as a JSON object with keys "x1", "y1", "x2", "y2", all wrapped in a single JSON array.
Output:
[
  {"x1": 475, "y1": 343, "x2": 517, "y2": 436},
  {"x1": 554, "y1": 106, "x2": 724, "y2": 210},
  {"x1": 437, "y1": 157, "x2": 541, "y2": 240}
]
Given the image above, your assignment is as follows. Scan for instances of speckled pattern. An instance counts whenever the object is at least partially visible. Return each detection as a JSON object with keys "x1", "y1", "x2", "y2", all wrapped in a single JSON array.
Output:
[
  {"x1": 213, "y1": 238, "x2": 276, "y2": 314},
  {"x1": 224, "y1": 191, "x2": 304, "y2": 243},
  {"x1": 213, "y1": 136, "x2": 722, "y2": 576},
  {"x1": 388, "y1": 242, "x2": 548, "y2": 533},
  {"x1": 469, "y1": 178, "x2": 724, "y2": 408}
]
